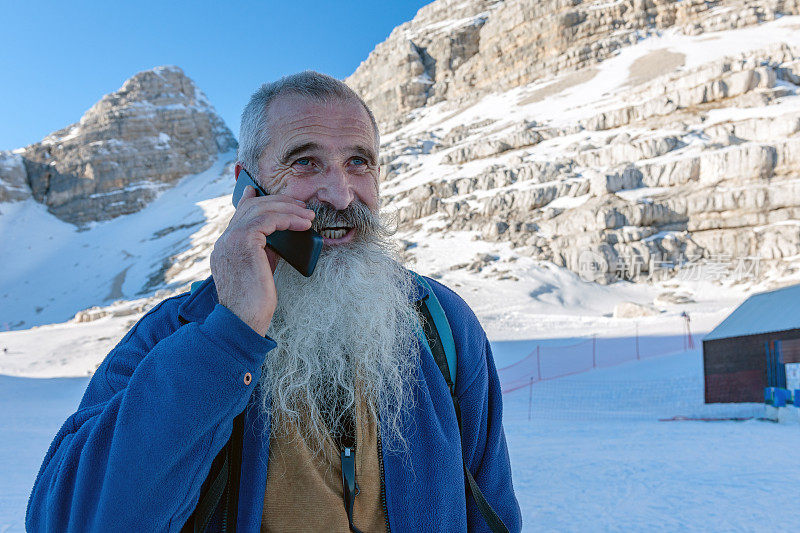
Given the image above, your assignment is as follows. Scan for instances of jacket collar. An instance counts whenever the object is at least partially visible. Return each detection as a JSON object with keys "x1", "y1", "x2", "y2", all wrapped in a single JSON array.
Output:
[{"x1": 177, "y1": 271, "x2": 429, "y2": 324}]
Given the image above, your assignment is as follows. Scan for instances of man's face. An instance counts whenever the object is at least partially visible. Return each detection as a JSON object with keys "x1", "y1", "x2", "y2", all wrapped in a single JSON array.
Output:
[{"x1": 250, "y1": 94, "x2": 380, "y2": 245}]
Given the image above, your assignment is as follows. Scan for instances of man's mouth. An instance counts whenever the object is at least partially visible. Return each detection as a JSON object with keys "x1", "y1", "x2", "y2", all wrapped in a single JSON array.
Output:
[{"x1": 320, "y1": 226, "x2": 353, "y2": 240}]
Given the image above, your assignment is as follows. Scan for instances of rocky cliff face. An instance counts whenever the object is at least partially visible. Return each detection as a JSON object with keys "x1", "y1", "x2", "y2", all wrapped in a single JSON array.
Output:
[
  {"x1": 351, "y1": 0, "x2": 800, "y2": 286},
  {"x1": 1, "y1": 66, "x2": 236, "y2": 224},
  {"x1": 347, "y1": 0, "x2": 800, "y2": 131}
]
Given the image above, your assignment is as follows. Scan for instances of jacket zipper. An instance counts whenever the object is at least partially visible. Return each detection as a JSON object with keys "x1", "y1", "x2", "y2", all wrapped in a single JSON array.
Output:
[{"x1": 377, "y1": 428, "x2": 390, "y2": 533}]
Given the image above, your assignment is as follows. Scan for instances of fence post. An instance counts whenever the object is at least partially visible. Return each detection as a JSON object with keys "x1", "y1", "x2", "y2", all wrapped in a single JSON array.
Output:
[
  {"x1": 528, "y1": 377, "x2": 534, "y2": 421},
  {"x1": 683, "y1": 316, "x2": 687, "y2": 351},
  {"x1": 592, "y1": 334, "x2": 597, "y2": 368},
  {"x1": 635, "y1": 322, "x2": 640, "y2": 360},
  {"x1": 536, "y1": 345, "x2": 542, "y2": 381}
]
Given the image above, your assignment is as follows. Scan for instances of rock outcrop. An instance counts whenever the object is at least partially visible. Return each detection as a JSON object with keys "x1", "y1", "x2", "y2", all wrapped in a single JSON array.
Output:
[
  {"x1": 0, "y1": 151, "x2": 31, "y2": 202},
  {"x1": 2, "y1": 66, "x2": 237, "y2": 224},
  {"x1": 613, "y1": 301, "x2": 661, "y2": 318},
  {"x1": 364, "y1": 0, "x2": 800, "y2": 285},
  {"x1": 347, "y1": 0, "x2": 800, "y2": 131}
]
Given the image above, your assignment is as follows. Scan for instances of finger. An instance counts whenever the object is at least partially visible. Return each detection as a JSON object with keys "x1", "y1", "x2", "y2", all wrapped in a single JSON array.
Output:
[
  {"x1": 269, "y1": 214, "x2": 315, "y2": 233},
  {"x1": 239, "y1": 198, "x2": 315, "y2": 222},
  {"x1": 242, "y1": 212, "x2": 313, "y2": 236},
  {"x1": 242, "y1": 194, "x2": 311, "y2": 214},
  {"x1": 254, "y1": 198, "x2": 315, "y2": 219},
  {"x1": 267, "y1": 194, "x2": 308, "y2": 207},
  {"x1": 237, "y1": 185, "x2": 257, "y2": 208}
]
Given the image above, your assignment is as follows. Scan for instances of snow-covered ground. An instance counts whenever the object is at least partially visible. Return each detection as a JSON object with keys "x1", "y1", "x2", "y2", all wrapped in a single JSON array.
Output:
[
  {"x1": 4, "y1": 328, "x2": 799, "y2": 532},
  {"x1": 0, "y1": 375, "x2": 90, "y2": 532},
  {"x1": 504, "y1": 411, "x2": 800, "y2": 531},
  {"x1": 501, "y1": 347, "x2": 800, "y2": 531},
  {"x1": 0, "y1": 152, "x2": 237, "y2": 331}
]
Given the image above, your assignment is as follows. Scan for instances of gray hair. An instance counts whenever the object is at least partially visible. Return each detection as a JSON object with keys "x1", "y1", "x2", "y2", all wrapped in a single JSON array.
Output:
[{"x1": 238, "y1": 71, "x2": 380, "y2": 177}]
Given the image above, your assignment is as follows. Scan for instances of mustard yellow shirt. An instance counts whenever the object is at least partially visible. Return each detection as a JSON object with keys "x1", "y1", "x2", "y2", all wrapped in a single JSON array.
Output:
[{"x1": 261, "y1": 402, "x2": 386, "y2": 532}]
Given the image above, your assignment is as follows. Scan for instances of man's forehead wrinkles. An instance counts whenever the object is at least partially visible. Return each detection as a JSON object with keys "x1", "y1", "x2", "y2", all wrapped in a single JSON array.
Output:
[
  {"x1": 262, "y1": 97, "x2": 380, "y2": 170},
  {"x1": 276, "y1": 128, "x2": 375, "y2": 150},
  {"x1": 279, "y1": 124, "x2": 373, "y2": 137},
  {"x1": 274, "y1": 106, "x2": 371, "y2": 125},
  {"x1": 276, "y1": 119, "x2": 373, "y2": 137}
]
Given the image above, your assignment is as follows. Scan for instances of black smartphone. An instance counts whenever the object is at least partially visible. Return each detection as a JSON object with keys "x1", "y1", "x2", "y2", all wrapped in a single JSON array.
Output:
[{"x1": 232, "y1": 168, "x2": 322, "y2": 277}]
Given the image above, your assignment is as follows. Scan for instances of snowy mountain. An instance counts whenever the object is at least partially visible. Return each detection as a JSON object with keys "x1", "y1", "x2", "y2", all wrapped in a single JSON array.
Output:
[
  {"x1": 0, "y1": 157, "x2": 235, "y2": 331},
  {"x1": 0, "y1": 65, "x2": 236, "y2": 224}
]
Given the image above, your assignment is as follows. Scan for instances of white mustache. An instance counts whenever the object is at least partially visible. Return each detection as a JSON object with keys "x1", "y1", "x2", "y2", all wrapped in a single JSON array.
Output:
[{"x1": 307, "y1": 200, "x2": 386, "y2": 241}]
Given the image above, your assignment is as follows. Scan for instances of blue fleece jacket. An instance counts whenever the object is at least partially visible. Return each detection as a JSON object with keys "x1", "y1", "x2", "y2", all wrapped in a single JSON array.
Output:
[{"x1": 26, "y1": 275, "x2": 521, "y2": 532}]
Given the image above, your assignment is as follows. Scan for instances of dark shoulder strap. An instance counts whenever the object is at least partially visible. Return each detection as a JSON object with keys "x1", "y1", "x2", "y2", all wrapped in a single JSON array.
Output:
[
  {"x1": 226, "y1": 410, "x2": 245, "y2": 529},
  {"x1": 412, "y1": 275, "x2": 509, "y2": 533},
  {"x1": 184, "y1": 410, "x2": 245, "y2": 532},
  {"x1": 193, "y1": 451, "x2": 229, "y2": 533},
  {"x1": 416, "y1": 295, "x2": 455, "y2": 393}
]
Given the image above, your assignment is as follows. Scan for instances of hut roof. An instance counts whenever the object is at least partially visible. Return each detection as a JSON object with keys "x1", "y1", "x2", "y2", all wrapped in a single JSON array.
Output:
[{"x1": 704, "y1": 283, "x2": 800, "y2": 341}]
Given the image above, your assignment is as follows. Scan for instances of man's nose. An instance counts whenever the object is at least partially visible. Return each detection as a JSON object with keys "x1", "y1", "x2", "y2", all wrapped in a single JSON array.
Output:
[{"x1": 316, "y1": 165, "x2": 354, "y2": 211}]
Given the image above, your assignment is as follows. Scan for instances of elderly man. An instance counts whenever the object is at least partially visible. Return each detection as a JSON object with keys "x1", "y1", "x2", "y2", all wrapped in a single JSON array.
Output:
[{"x1": 27, "y1": 71, "x2": 521, "y2": 532}]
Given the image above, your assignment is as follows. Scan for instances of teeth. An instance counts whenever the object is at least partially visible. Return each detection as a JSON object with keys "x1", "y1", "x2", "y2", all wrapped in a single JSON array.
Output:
[{"x1": 321, "y1": 228, "x2": 348, "y2": 240}]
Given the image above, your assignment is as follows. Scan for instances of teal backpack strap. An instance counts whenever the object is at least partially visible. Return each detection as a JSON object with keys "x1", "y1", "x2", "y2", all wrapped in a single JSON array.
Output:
[{"x1": 411, "y1": 272, "x2": 457, "y2": 389}]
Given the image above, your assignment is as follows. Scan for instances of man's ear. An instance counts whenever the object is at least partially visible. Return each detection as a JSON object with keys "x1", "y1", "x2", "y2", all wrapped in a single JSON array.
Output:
[{"x1": 234, "y1": 162, "x2": 243, "y2": 180}]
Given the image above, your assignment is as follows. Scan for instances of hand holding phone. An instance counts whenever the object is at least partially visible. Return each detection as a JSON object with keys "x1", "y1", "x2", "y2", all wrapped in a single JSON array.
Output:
[
  {"x1": 231, "y1": 169, "x2": 323, "y2": 277},
  {"x1": 210, "y1": 169, "x2": 318, "y2": 336}
]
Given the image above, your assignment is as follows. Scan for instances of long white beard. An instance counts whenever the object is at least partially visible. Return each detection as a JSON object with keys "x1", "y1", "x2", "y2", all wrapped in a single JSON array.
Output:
[{"x1": 256, "y1": 237, "x2": 420, "y2": 456}]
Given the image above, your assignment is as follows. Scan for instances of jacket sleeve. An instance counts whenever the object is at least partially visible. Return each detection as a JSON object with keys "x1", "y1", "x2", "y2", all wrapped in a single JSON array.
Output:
[
  {"x1": 25, "y1": 297, "x2": 275, "y2": 532},
  {"x1": 459, "y1": 339, "x2": 523, "y2": 532},
  {"x1": 428, "y1": 279, "x2": 523, "y2": 533}
]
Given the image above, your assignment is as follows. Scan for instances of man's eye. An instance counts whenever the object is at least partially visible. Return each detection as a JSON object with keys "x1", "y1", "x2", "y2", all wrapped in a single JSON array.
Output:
[
  {"x1": 351, "y1": 157, "x2": 366, "y2": 166},
  {"x1": 294, "y1": 158, "x2": 311, "y2": 166}
]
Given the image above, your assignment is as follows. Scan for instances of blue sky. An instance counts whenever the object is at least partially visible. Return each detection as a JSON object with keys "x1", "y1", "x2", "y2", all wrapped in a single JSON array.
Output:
[{"x1": 0, "y1": 1, "x2": 431, "y2": 151}]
